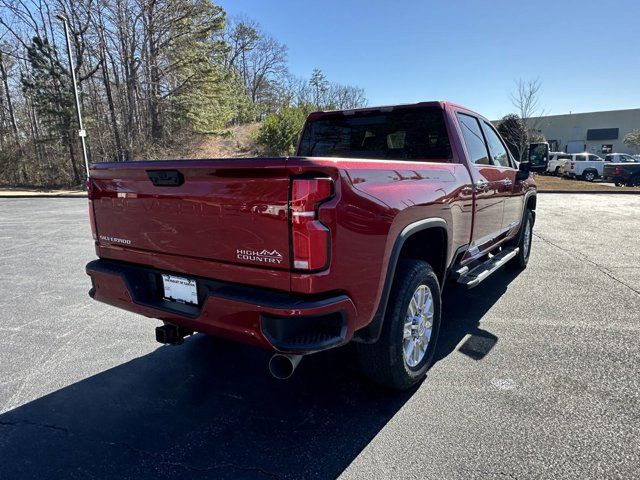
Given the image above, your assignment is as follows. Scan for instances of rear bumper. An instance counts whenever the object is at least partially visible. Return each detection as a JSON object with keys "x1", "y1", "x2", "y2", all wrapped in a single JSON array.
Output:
[{"x1": 86, "y1": 259, "x2": 357, "y2": 354}]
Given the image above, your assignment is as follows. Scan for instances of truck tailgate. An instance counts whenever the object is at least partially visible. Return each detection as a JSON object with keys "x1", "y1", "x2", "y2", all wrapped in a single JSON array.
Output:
[
  {"x1": 602, "y1": 163, "x2": 616, "y2": 177},
  {"x1": 90, "y1": 159, "x2": 291, "y2": 271}
]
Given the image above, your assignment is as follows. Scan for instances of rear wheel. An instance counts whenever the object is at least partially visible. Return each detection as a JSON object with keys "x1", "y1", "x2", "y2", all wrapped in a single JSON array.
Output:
[
  {"x1": 356, "y1": 260, "x2": 441, "y2": 390},
  {"x1": 554, "y1": 167, "x2": 561, "y2": 176},
  {"x1": 510, "y1": 209, "x2": 533, "y2": 270},
  {"x1": 582, "y1": 170, "x2": 596, "y2": 182}
]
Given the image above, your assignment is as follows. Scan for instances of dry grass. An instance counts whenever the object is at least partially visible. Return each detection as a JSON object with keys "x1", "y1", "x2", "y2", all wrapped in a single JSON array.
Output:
[
  {"x1": 188, "y1": 123, "x2": 263, "y2": 159},
  {"x1": 535, "y1": 174, "x2": 640, "y2": 192},
  {"x1": 140, "y1": 123, "x2": 264, "y2": 161}
]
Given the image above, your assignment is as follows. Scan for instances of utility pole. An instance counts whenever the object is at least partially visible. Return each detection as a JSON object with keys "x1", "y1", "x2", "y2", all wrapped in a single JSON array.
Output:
[{"x1": 56, "y1": 14, "x2": 90, "y2": 180}]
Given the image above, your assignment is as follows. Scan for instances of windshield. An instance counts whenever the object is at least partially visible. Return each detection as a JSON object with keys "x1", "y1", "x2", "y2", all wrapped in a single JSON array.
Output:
[{"x1": 298, "y1": 107, "x2": 452, "y2": 161}]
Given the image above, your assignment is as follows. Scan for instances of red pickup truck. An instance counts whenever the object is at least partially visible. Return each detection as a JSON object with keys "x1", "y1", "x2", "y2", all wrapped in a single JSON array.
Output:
[{"x1": 86, "y1": 101, "x2": 536, "y2": 389}]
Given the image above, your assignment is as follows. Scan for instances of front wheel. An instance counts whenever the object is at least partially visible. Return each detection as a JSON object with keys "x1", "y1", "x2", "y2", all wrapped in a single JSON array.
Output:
[
  {"x1": 356, "y1": 260, "x2": 441, "y2": 390},
  {"x1": 511, "y1": 209, "x2": 533, "y2": 270}
]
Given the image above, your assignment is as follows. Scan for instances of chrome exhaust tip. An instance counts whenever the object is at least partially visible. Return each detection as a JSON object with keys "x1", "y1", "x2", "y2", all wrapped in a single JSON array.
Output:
[{"x1": 268, "y1": 354, "x2": 303, "y2": 380}]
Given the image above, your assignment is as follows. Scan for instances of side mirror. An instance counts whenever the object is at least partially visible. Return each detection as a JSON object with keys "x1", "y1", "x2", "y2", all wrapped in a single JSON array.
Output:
[
  {"x1": 528, "y1": 143, "x2": 550, "y2": 172},
  {"x1": 516, "y1": 161, "x2": 530, "y2": 181}
]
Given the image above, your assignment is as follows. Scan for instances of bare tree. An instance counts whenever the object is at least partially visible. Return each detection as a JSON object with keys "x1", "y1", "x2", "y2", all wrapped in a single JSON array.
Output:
[
  {"x1": 0, "y1": 49, "x2": 20, "y2": 149},
  {"x1": 509, "y1": 78, "x2": 548, "y2": 161},
  {"x1": 327, "y1": 83, "x2": 367, "y2": 109},
  {"x1": 225, "y1": 17, "x2": 287, "y2": 113},
  {"x1": 510, "y1": 78, "x2": 546, "y2": 135},
  {"x1": 0, "y1": 2, "x2": 367, "y2": 187}
]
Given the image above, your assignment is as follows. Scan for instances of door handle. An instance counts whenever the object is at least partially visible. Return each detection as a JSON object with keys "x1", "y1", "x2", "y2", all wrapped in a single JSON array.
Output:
[
  {"x1": 475, "y1": 180, "x2": 489, "y2": 192},
  {"x1": 147, "y1": 169, "x2": 184, "y2": 186}
]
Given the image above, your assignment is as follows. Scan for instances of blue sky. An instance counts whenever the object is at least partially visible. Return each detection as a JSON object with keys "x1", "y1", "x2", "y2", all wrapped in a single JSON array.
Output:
[{"x1": 219, "y1": 0, "x2": 639, "y2": 119}]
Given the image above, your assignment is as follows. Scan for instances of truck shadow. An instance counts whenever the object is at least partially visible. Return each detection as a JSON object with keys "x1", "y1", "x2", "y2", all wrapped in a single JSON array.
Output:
[
  {"x1": 436, "y1": 267, "x2": 521, "y2": 364},
  {"x1": 0, "y1": 270, "x2": 519, "y2": 480},
  {"x1": 0, "y1": 337, "x2": 412, "y2": 480}
]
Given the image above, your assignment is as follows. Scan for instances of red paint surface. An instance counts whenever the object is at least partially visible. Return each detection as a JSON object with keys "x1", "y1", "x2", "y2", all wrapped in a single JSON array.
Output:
[{"x1": 86, "y1": 101, "x2": 536, "y2": 351}]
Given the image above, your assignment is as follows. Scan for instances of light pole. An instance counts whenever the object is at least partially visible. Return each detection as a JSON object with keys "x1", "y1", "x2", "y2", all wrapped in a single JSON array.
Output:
[{"x1": 56, "y1": 13, "x2": 90, "y2": 180}]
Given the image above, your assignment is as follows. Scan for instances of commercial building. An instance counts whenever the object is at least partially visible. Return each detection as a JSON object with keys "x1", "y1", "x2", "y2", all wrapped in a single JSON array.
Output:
[{"x1": 530, "y1": 108, "x2": 640, "y2": 155}]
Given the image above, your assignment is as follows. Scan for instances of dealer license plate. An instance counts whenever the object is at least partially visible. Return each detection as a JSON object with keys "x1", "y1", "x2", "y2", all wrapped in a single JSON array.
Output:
[{"x1": 162, "y1": 274, "x2": 198, "y2": 305}]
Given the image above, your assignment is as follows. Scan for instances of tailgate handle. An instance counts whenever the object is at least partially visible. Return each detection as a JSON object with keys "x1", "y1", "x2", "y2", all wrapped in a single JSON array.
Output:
[{"x1": 147, "y1": 170, "x2": 184, "y2": 187}]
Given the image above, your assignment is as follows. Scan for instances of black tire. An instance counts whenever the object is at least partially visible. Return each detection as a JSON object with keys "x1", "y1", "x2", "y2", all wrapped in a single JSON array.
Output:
[
  {"x1": 510, "y1": 209, "x2": 533, "y2": 270},
  {"x1": 356, "y1": 260, "x2": 441, "y2": 390},
  {"x1": 582, "y1": 170, "x2": 597, "y2": 182},
  {"x1": 615, "y1": 182, "x2": 623, "y2": 187},
  {"x1": 554, "y1": 167, "x2": 561, "y2": 176}
]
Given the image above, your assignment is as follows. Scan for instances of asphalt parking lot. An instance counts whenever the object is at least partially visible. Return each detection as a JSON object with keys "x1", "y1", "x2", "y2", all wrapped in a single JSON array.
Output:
[{"x1": 0, "y1": 194, "x2": 639, "y2": 479}]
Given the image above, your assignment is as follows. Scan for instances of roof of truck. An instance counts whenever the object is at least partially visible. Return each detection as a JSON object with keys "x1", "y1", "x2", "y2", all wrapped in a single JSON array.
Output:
[{"x1": 308, "y1": 100, "x2": 483, "y2": 119}]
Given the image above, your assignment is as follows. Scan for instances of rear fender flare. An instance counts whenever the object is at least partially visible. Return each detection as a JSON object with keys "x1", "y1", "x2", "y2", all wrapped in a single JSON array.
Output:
[{"x1": 353, "y1": 217, "x2": 448, "y2": 344}]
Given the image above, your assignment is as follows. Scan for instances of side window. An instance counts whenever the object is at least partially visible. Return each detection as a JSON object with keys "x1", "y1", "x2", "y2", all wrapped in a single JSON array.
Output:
[
  {"x1": 481, "y1": 122, "x2": 511, "y2": 167},
  {"x1": 575, "y1": 155, "x2": 587, "y2": 162},
  {"x1": 456, "y1": 113, "x2": 491, "y2": 165},
  {"x1": 588, "y1": 155, "x2": 600, "y2": 162}
]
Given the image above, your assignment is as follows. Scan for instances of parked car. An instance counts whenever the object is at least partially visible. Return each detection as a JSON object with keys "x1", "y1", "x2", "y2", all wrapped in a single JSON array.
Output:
[
  {"x1": 564, "y1": 153, "x2": 605, "y2": 181},
  {"x1": 546, "y1": 152, "x2": 572, "y2": 175},
  {"x1": 604, "y1": 153, "x2": 638, "y2": 163},
  {"x1": 85, "y1": 101, "x2": 537, "y2": 390},
  {"x1": 603, "y1": 161, "x2": 640, "y2": 186}
]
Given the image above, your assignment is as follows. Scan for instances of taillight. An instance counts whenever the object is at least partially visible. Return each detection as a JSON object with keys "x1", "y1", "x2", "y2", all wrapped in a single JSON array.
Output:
[
  {"x1": 570, "y1": 162, "x2": 575, "y2": 169},
  {"x1": 86, "y1": 178, "x2": 97, "y2": 240},
  {"x1": 613, "y1": 166, "x2": 622, "y2": 175},
  {"x1": 290, "y1": 178, "x2": 333, "y2": 270}
]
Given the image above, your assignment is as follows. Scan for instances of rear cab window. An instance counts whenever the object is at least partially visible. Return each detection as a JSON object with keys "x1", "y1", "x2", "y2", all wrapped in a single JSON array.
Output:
[{"x1": 298, "y1": 106, "x2": 452, "y2": 161}]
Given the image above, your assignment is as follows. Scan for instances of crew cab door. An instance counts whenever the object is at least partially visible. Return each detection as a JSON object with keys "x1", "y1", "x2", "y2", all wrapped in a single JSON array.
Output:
[
  {"x1": 455, "y1": 112, "x2": 503, "y2": 255},
  {"x1": 479, "y1": 121, "x2": 525, "y2": 235}
]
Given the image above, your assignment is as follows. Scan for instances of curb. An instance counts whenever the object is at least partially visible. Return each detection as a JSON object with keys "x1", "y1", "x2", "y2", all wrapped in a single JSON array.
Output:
[{"x1": 0, "y1": 194, "x2": 86, "y2": 198}]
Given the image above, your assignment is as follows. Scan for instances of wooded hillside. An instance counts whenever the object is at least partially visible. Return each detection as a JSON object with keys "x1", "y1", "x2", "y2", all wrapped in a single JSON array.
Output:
[{"x1": 0, "y1": 0, "x2": 367, "y2": 187}]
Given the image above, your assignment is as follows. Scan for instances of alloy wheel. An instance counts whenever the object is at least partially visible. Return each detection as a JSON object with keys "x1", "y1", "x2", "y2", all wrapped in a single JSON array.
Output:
[
  {"x1": 403, "y1": 285, "x2": 434, "y2": 368},
  {"x1": 523, "y1": 217, "x2": 532, "y2": 259}
]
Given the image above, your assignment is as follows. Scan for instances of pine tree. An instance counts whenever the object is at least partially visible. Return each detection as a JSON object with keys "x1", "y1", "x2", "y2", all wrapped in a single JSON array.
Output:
[{"x1": 22, "y1": 37, "x2": 81, "y2": 183}]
